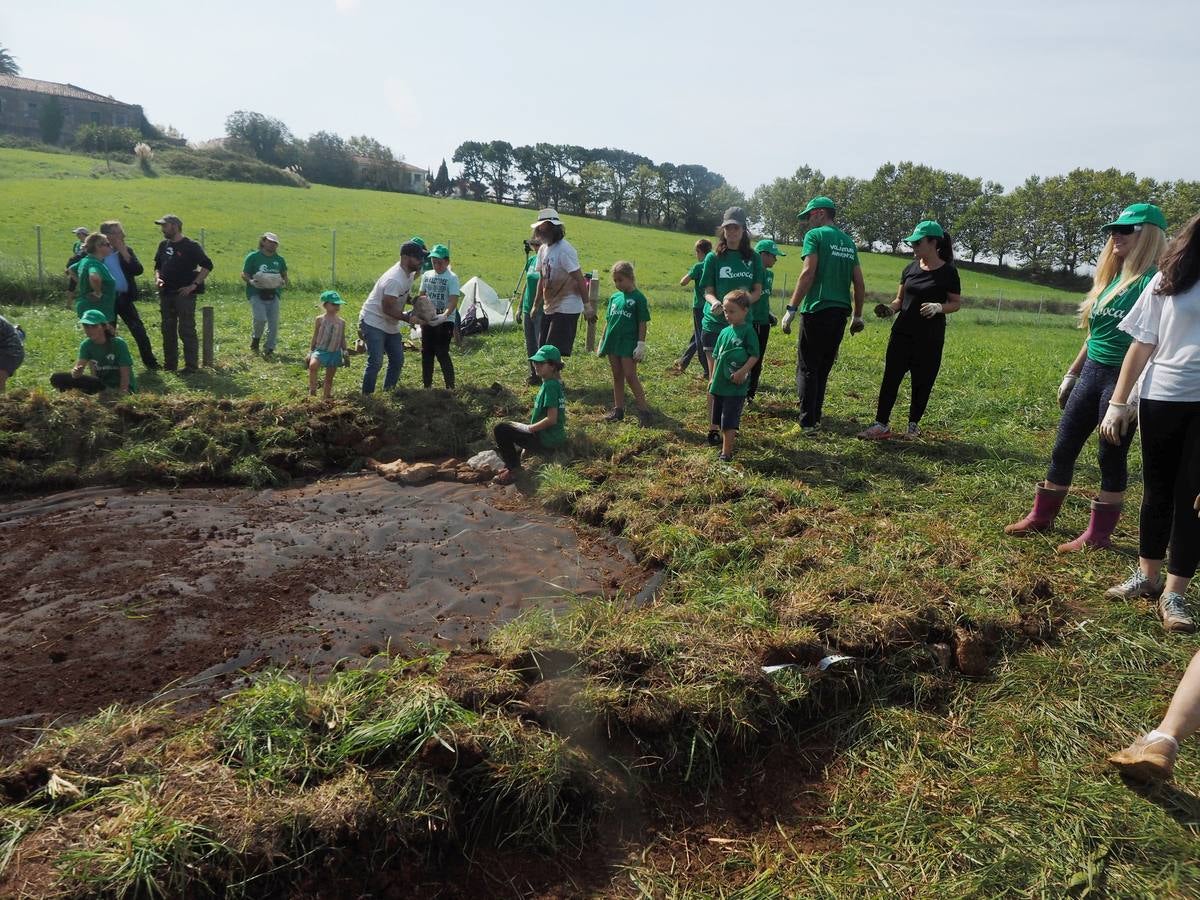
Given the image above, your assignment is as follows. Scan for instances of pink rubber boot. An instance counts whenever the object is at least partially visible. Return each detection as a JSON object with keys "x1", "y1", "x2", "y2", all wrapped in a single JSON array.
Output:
[
  {"x1": 1056, "y1": 499, "x2": 1122, "y2": 553},
  {"x1": 1004, "y1": 482, "x2": 1067, "y2": 536}
]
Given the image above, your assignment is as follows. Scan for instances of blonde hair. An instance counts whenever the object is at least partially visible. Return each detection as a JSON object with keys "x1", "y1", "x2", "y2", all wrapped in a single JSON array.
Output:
[
  {"x1": 1079, "y1": 225, "x2": 1167, "y2": 327},
  {"x1": 611, "y1": 260, "x2": 635, "y2": 280}
]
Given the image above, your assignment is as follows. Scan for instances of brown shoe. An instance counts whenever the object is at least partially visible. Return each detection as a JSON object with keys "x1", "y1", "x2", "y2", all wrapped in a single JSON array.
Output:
[{"x1": 1108, "y1": 733, "x2": 1178, "y2": 782}]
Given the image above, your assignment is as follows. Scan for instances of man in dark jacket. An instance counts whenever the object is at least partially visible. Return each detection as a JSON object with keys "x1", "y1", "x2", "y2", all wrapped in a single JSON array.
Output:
[
  {"x1": 100, "y1": 221, "x2": 158, "y2": 368},
  {"x1": 153, "y1": 214, "x2": 213, "y2": 373}
]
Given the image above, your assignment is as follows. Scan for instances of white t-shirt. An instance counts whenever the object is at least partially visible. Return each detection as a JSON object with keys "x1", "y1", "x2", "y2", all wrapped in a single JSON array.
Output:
[
  {"x1": 420, "y1": 269, "x2": 461, "y2": 314},
  {"x1": 359, "y1": 261, "x2": 416, "y2": 334},
  {"x1": 1119, "y1": 271, "x2": 1200, "y2": 402},
  {"x1": 537, "y1": 239, "x2": 584, "y2": 315}
]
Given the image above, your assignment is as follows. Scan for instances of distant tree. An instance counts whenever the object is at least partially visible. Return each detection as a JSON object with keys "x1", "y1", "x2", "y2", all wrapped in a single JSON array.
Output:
[
  {"x1": 630, "y1": 163, "x2": 662, "y2": 226},
  {"x1": 480, "y1": 140, "x2": 515, "y2": 203},
  {"x1": 38, "y1": 96, "x2": 64, "y2": 144},
  {"x1": 154, "y1": 123, "x2": 186, "y2": 141},
  {"x1": 672, "y1": 164, "x2": 725, "y2": 233},
  {"x1": 593, "y1": 148, "x2": 652, "y2": 222},
  {"x1": 577, "y1": 161, "x2": 614, "y2": 216},
  {"x1": 432, "y1": 158, "x2": 451, "y2": 196},
  {"x1": 224, "y1": 111, "x2": 294, "y2": 167},
  {"x1": 0, "y1": 46, "x2": 18, "y2": 76},
  {"x1": 953, "y1": 182, "x2": 1003, "y2": 263},
  {"x1": 451, "y1": 141, "x2": 487, "y2": 188},
  {"x1": 346, "y1": 134, "x2": 394, "y2": 161},
  {"x1": 302, "y1": 131, "x2": 356, "y2": 187},
  {"x1": 73, "y1": 124, "x2": 141, "y2": 154}
]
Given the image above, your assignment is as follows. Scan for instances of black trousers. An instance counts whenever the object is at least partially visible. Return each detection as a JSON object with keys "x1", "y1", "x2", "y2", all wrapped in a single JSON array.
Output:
[
  {"x1": 747, "y1": 322, "x2": 770, "y2": 400},
  {"x1": 493, "y1": 422, "x2": 546, "y2": 469},
  {"x1": 875, "y1": 326, "x2": 945, "y2": 427},
  {"x1": 421, "y1": 322, "x2": 455, "y2": 388},
  {"x1": 679, "y1": 307, "x2": 710, "y2": 377},
  {"x1": 796, "y1": 308, "x2": 848, "y2": 427},
  {"x1": 1138, "y1": 398, "x2": 1200, "y2": 579},
  {"x1": 1046, "y1": 358, "x2": 1135, "y2": 493},
  {"x1": 50, "y1": 372, "x2": 105, "y2": 394},
  {"x1": 538, "y1": 312, "x2": 580, "y2": 357},
  {"x1": 160, "y1": 290, "x2": 198, "y2": 370},
  {"x1": 116, "y1": 292, "x2": 157, "y2": 367}
]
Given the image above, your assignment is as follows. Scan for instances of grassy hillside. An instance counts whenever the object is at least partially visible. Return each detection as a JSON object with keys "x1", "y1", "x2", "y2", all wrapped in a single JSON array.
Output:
[{"x1": 0, "y1": 147, "x2": 1080, "y2": 305}]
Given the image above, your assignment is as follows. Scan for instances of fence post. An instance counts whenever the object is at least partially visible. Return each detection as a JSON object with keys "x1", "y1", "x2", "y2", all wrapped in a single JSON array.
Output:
[
  {"x1": 995, "y1": 292, "x2": 1002, "y2": 323},
  {"x1": 585, "y1": 276, "x2": 600, "y2": 352},
  {"x1": 35, "y1": 225, "x2": 44, "y2": 288},
  {"x1": 201, "y1": 306, "x2": 214, "y2": 368},
  {"x1": 1037, "y1": 297, "x2": 1044, "y2": 318},
  {"x1": 331, "y1": 229, "x2": 337, "y2": 285},
  {"x1": 199, "y1": 228, "x2": 206, "y2": 251}
]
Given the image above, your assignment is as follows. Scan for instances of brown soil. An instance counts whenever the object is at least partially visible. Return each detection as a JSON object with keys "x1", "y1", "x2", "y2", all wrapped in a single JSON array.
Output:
[{"x1": 0, "y1": 475, "x2": 648, "y2": 761}]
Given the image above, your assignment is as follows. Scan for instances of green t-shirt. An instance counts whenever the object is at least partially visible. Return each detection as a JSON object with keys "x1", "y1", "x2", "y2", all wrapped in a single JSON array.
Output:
[
  {"x1": 242, "y1": 251, "x2": 288, "y2": 300},
  {"x1": 597, "y1": 289, "x2": 651, "y2": 358},
  {"x1": 78, "y1": 335, "x2": 137, "y2": 391},
  {"x1": 752, "y1": 267, "x2": 774, "y2": 325},
  {"x1": 74, "y1": 256, "x2": 117, "y2": 322},
  {"x1": 799, "y1": 225, "x2": 858, "y2": 313},
  {"x1": 531, "y1": 377, "x2": 567, "y2": 447},
  {"x1": 700, "y1": 250, "x2": 765, "y2": 333},
  {"x1": 687, "y1": 262, "x2": 705, "y2": 310},
  {"x1": 520, "y1": 254, "x2": 541, "y2": 314},
  {"x1": 709, "y1": 322, "x2": 760, "y2": 397},
  {"x1": 1086, "y1": 269, "x2": 1156, "y2": 366},
  {"x1": 72, "y1": 240, "x2": 84, "y2": 256}
]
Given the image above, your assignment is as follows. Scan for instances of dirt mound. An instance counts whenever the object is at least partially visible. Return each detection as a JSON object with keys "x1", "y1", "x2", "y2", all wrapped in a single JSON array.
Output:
[{"x1": 0, "y1": 476, "x2": 647, "y2": 760}]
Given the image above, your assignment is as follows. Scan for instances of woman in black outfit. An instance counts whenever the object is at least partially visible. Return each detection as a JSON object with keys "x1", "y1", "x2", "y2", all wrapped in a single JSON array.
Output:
[{"x1": 859, "y1": 220, "x2": 961, "y2": 440}]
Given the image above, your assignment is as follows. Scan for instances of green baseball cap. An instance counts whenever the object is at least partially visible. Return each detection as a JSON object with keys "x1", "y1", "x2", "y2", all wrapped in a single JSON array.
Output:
[
  {"x1": 1102, "y1": 203, "x2": 1167, "y2": 232},
  {"x1": 409, "y1": 236, "x2": 427, "y2": 248},
  {"x1": 903, "y1": 220, "x2": 945, "y2": 244},
  {"x1": 429, "y1": 243, "x2": 450, "y2": 260},
  {"x1": 754, "y1": 239, "x2": 786, "y2": 257},
  {"x1": 798, "y1": 196, "x2": 836, "y2": 220},
  {"x1": 529, "y1": 344, "x2": 562, "y2": 363},
  {"x1": 320, "y1": 290, "x2": 344, "y2": 305},
  {"x1": 79, "y1": 309, "x2": 109, "y2": 326}
]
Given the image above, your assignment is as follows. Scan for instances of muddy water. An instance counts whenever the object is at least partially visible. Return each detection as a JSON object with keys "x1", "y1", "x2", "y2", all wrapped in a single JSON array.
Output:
[{"x1": 0, "y1": 476, "x2": 647, "y2": 758}]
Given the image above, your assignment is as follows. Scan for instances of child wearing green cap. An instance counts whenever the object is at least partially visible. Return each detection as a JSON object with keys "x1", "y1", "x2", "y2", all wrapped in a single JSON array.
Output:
[
  {"x1": 747, "y1": 239, "x2": 784, "y2": 402},
  {"x1": 50, "y1": 309, "x2": 136, "y2": 395},
  {"x1": 492, "y1": 344, "x2": 567, "y2": 485},
  {"x1": 417, "y1": 244, "x2": 461, "y2": 389},
  {"x1": 308, "y1": 291, "x2": 349, "y2": 399},
  {"x1": 598, "y1": 261, "x2": 652, "y2": 426},
  {"x1": 708, "y1": 290, "x2": 759, "y2": 460}
]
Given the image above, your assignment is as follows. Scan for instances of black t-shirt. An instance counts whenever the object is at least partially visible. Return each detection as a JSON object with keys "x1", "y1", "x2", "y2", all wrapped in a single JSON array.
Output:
[
  {"x1": 893, "y1": 260, "x2": 960, "y2": 335},
  {"x1": 154, "y1": 237, "x2": 214, "y2": 293}
]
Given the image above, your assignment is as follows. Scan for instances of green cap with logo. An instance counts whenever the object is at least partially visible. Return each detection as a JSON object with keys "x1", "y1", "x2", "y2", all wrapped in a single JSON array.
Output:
[
  {"x1": 79, "y1": 309, "x2": 109, "y2": 326},
  {"x1": 903, "y1": 220, "x2": 945, "y2": 244},
  {"x1": 409, "y1": 236, "x2": 427, "y2": 248},
  {"x1": 529, "y1": 344, "x2": 562, "y2": 363},
  {"x1": 754, "y1": 239, "x2": 786, "y2": 257},
  {"x1": 320, "y1": 290, "x2": 344, "y2": 306},
  {"x1": 429, "y1": 243, "x2": 450, "y2": 260},
  {"x1": 1102, "y1": 203, "x2": 1167, "y2": 232},
  {"x1": 798, "y1": 196, "x2": 836, "y2": 220}
]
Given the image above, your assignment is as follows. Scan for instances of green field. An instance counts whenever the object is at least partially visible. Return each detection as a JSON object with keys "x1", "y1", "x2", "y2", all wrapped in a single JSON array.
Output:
[{"x1": 1, "y1": 150, "x2": 1197, "y2": 898}]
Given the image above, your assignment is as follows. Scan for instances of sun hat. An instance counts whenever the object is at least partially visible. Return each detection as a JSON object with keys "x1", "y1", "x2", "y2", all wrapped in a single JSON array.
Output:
[
  {"x1": 320, "y1": 290, "x2": 344, "y2": 306},
  {"x1": 754, "y1": 239, "x2": 786, "y2": 257},
  {"x1": 903, "y1": 220, "x2": 945, "y2": 244},
  {"x1": 72, "y1": 226, "x2": 90, "y2": 236},
  {"x1": 798, "y1": 196, "x2": 836, "y2": 220},
  {"x1": 79, "y1": 309, "x2": 109, "y2": 326},
  {"x1": 261, "y1": 232, "x2": 280, "y2": 244},
  {"x1": 1102, "y1": 203, "x2": 1167, "y2": 232},
  {"x1": 429, "y1": 243, "x2": 451, "y2": 260},
  {"x1": 400, "y1": 240, "x2": 430, "y2": 260},
  {"x1": 154, "y1": 214, "x2": 182, "y2": 226},
  {"x1": 721, "y1": 207, "x2": 749, "y2": 229},
  {"x1": 529, "y1": 344, "x2": 562, "y2": 363},
  {"x1": 531, "y1": 208, "x2": 563, "y2": 227}
]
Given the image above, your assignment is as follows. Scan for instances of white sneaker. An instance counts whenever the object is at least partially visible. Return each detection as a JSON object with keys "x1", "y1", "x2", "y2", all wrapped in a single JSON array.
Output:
[
  {"x1": 906, "y1": 422, "x2": 921, "y2": 438},
  {"x1": 1105, "y1": 569, "x2": 1163, "y2": 601},
  {"x1": 857, "y1": 422, "x2": 891, "y2": 440},
  {"x1": 1159, "y1": 593, "x2": 1196, "y2": 633}
]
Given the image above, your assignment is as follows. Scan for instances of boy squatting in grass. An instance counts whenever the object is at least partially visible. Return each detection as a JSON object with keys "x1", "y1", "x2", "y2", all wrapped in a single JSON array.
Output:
[
  {"x1": 307, "y1": 291, "x2": 349, "y2": 399},
  {"x1": 708, "y1": 289, "x2": 760, "y2": 461},
  {"x1": 49, "y1": 309, "x2": 137, "y2": 395},
  {"x1": 598, "y1": 260, "x2": 652, "y2": 426},
  {"x1": 491, "y1": 345, "x2": 568, "y2": 486}
]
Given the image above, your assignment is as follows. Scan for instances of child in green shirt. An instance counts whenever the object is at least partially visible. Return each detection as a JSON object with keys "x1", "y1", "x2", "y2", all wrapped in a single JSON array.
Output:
[
  {"x1": 493, "y1": 345, "x2": 567, "y2": 485},
  {"x1": 708, "y1": 290, "x2": 760, "y2": 462},
  {"x1": 49, "y1": 308, "x2": 136, "y2": 395},
  {"x1": 597, "y1": 260, "x2": 652, "y2": 426}
]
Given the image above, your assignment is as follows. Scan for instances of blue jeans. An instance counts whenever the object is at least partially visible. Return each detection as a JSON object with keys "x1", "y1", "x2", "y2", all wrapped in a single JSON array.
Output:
[
  {"x1": 1046, "y1": 357, "x2": 1135, "y2": 493},
  {"x1": 249, "y1": 294, "x2": 280, "y2": 352},
  {"x1": 360, "y1": 322, "x2": 404, "y2": 393}
]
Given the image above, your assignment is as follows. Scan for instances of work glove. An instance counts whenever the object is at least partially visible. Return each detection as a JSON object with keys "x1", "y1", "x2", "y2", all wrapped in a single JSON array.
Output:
[
  {"x1": 919, "y1": 303, "x2": 943, "y2": 318},
  {"x1": 1099, "y1": 401, "x2": 1135, "y2": 444},
  {"x1": 428, "y1": 314, "x2": 449, "y2": 327},
  {"x1": 849, "y1": 316, "x2": 865, "y2": 335},
  {"x1": 768, "y1": 313, "x2": 778, "y2": 327},
  {"x1": 632, "y1": 341, "x2": 646, "y2": 362},
  {"x1": 780, "y1": 309, "x2": 796, "y2": 334},
  {"x1": 873, "y1": 303, "x2": 894, "y2": 319},
  {"x1": 1057, "y1": 373, "x2": 1079, "y2": 409}
]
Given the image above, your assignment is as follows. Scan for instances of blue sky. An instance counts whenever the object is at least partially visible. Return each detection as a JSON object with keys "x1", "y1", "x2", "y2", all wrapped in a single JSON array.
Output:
[{"x1": 3, "y1": 0, "x2": 1197, "y2": 193}]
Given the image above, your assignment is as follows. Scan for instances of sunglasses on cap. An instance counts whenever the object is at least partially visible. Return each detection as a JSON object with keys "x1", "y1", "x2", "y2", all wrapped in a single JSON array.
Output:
[{"x1": 1108, "y1": 224, "x2": 1143, "y2": 236}]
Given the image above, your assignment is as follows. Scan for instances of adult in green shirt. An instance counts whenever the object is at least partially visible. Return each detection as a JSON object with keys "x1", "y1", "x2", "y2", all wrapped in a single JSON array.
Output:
[
  {"x1": 517, "y1": 237, "x2": 544, "y2": 384},
  {"x1": 49, "y1": 308, "x2": 137, "y2": 395},
  {"x1": 74, "y1": 232, "x2": 117, "y2": 324},
  {"x1": 782, "y1": 196, "x2": 867, "y2": 431},
  {"x1": 240, "y1": 232, "x2": 289, "y2": 358},
  {"x1": 1006, "y1": 203, "x2": 1167, "y2": 555},
  {"x1": 673, "y1": 238, "x2": 713, "y2": 378},
  {"x1": 493, "y1": 345, "x2": 568, "y2": 485},
  {"x1": 747, "y1": 238, "x2": 785, "y2": 402}
]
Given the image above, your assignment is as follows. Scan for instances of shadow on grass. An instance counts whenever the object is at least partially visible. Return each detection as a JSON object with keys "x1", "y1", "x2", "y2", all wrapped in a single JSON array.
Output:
[
  {"x1": 137, "y1": 367, "x2": 254, "y2": 398},
  {"x1": 1121, "y1": 776, "x2": 1200, "y2": 829}
]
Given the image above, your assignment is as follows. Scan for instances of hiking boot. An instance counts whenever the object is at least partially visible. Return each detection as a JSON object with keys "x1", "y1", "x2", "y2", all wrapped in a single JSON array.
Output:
[
  {"x1": 603, "y1": 407, "x2": 625, "y2": 423},
  {"x1": 801, "y1": 423, "x2": 821, "y2": 436},
  {"x1": 1109, "y1": 732, "x2": 1178, "y2": 782},
  {"x1": 1056, "y1": 499, "x2": 1122, "y2": 553},
  {"x1": 1004, "y1": 482, "x2": 1067, "y2": 536},
  {"x1": 1104, "y1": 569, "x2": 1163, "y2": 602},
  {"x1": 250, "y1": 337, "x2": 260, "y2": 352},
  {"x1": 858, "y1": 422, "x2": 891, "y2": 440},
  {"x1": 635, "y1": 408, "x2": 653, "y2": 427},
  {"x1": 1159, "y1": 592, "x2": 1196, "y2": 633}
]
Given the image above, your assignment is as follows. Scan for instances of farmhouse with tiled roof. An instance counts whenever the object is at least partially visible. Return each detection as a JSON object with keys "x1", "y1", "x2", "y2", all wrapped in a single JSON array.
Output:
[{"x1": 0, "y1": 74, "x2": 146, "y2": 144}]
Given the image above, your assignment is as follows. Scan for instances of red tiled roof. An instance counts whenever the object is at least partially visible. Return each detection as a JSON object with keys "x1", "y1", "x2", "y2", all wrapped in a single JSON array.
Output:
[{"x1": 0, "y1": 74, "x2": 139, "y2": 108}]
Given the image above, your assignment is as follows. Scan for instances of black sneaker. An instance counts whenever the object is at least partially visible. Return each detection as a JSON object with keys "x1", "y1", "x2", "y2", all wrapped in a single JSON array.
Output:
[
  {"x1": 603, "y1": 408, "x2": 625, "y2": 422},
  {"x1": 718, "y1": 453, "x2": 733, "y2": 463},
  {"x1": 179, "y1": 366, "x2": 200, "y2": 375},
  {"x1": 250, "y1": 338, "x2": 260, "y2": 352},
  {"x1": 707, "y1": 429, "x2": 721, "y2": 446},
  {"x1": 263, "y1": 350, "x2": 275, "y2": 361},
  {"x1": 145, "y1": 361, "x2": 160, "y2": 371}
]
